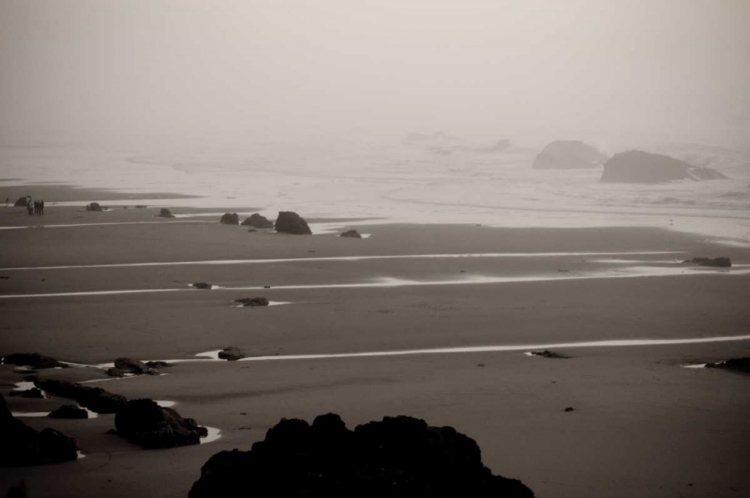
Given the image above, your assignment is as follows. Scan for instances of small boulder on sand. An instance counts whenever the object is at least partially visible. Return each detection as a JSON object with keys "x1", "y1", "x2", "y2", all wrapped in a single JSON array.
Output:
[
  {"x1": 85, "y1": 202, "x2": 104, "y2": 212},
  {"x1": 234, "y1": 297, "x2": 270, "y2": 307},
  {"x1": 191, "y1": 282, "x2": 214, "y2": 290},
  {"x1": 158, "y1": 208, "x2": 175, "y2": 218},
  {"x1": 218, "y1": 347, "x2": 245, "y2": 361},
  {"x1": 274, "y1": 211, "x2": 312, "y2": 235},
  {"x1": 115, "y1": 399, "x2": 208, "y2": 449},
  {"x1": 241, "y1": 213, "x2": 274, "y2": 229},
  {"x1": 340, "y1": 229, "x2": 362, "y2": 239}
]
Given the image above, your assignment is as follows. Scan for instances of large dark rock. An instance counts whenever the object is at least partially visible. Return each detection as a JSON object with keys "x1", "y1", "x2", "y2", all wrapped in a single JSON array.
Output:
[
  {"x1": 601, "y1": 150, "x2": 726, "y2": 183},
  {"x1": 115, "y1": 399, "x2": 208, "y2": 449},
  {"x1": 0, "y1": 394, "x2": 79, "y2": 466},
  {"x1": 34, "y1": 379, "x2": 126, "y2": 414},
  {"x1": 340, "y1": 229, "x2": 362, "y2": 239},
  {"x1": 532, "y1": 140, "x2": 606, "y2": 169},
  {"x1": 48, "y1": 405, "x2": 88, "y2": 419},
  {"x1": 220, "y1": 213, "x2": 240, "y2": 225},
  {"x1": 218, "y1": 347, "x2": 245, "y2": 361},
  {"x1": 274, "y1": 211, "x2": 312, "y2": 235},
  {"x1": 706, "y1": 357, "x2": 750, "y2": 373},
  {"x1": 85, "y1": 202, "x2": 103, "y2": 212},
  {"x1": 189, "y1": 413, "x2": 534, "y2": 498},
  {"x1": 2, "y1": 353, "x2": 63, "y2": 369},
  {"x1": 683, "y1": 257, "x2": 731, "y2": 268},
  {"x1": 158, "y1": 208, "x2": 175, "y2": 218},
  {"x1": 234, "y1": 297, "x2": 269, "y2": 307},
  {"x1": 241, "y1": 213, "x2": 274, "y2": 229},
  {"x1": 14, "y1": 197, "x2": 28, "y2": 207},
  {"x1": 114, "y1": 357, "x2": 158, "y2": 375}
]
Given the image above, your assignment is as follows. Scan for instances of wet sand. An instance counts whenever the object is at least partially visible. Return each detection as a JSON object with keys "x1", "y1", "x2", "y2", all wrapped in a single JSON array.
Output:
[{"x1": 1, "y1": 194, "x2": 750, "y2": 497}]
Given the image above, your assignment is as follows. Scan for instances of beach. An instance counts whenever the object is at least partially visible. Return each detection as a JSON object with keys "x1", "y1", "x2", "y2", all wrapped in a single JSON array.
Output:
[{"x1": 1, "y1": 187, "x2": 749, "y2": 497}]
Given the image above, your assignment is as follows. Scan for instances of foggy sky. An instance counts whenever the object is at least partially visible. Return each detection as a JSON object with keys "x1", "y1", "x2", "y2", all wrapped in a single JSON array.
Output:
[{"x1": 1, "y1": 0, "x2": 749, "y2": 146}]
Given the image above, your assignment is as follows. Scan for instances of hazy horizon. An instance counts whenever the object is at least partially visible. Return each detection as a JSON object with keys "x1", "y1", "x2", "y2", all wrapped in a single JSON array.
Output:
[{"x1": 1, "y1": 0, "x2": 749, "y2": 148}]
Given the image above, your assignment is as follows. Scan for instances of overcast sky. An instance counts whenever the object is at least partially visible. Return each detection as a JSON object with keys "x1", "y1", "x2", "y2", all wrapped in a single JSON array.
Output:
[{"x1": 1, "y1": 0, "x2": 749, "y2": 146}]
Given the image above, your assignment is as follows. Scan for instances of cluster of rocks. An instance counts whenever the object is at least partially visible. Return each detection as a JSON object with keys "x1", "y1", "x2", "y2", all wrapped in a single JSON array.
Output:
[
  {"x1": 115, "y1": 399, "x2": 208, "y2": 449},
  {"x1": 532, "y1": 140, "x2": 606, "y2": 170},
  {"x1": 600, "y1": 151, "x2": 726, "y2": 183},
  {"x1": 85, "y1": 202, "x2": 104, "y2": 212},
  {"x1": 189, "y1": 413, "x2": 534, "y2": 497},
  {"x1": 34, "y1": 379, "x2": 127, "y2": 414},
  {"x1": 1, "y1": 394, "x2": 79, "y2": 467},
  {"x1": 705, "y1": 357, "x2": 750, "y2": 373},
  {"x1": 241, "y1": 213, "x2": 274, "y2": 229},
  {"x1": 106, "y1": 357, "x2": 169, "y2": 377},
  {"x1": 234, "y1": 297, "x2": 269, "y2": 307},
  {"x1": 683, "y1": 257, "x2": 732, "y2": 268},
  {"x1": 158, "y1": 208, "x2": 175, "y2": 218}
]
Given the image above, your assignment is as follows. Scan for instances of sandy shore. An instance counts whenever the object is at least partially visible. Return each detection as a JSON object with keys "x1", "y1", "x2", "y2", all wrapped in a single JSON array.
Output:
[{"x1": 1, "y1": 190, "x2": 749, "y2": 497}]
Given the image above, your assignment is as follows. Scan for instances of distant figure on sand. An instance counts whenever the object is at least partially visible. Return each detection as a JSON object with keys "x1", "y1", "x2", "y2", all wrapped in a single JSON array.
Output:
[{"x1": 26, "y1": 196, "x2": 33, "y2": 216}]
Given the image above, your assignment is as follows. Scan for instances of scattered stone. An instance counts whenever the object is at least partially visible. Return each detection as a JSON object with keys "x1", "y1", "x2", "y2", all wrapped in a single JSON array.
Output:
[
  {"x1": 114, "y1": 357, "x2": 158, "y2": 375},
  {"x1": 158, "y1": 208, "x2": 175, "y2": 218},
  {"x1": 683, "y1": 257, "x2": 731, "y2": 268},
  {"x1": 0, "y1": 394, "x2": 79, "y2": 466},
  {"x1": 2, "y1": 353, "x2": 63, "y2": 369},
  {"x1": 85, "y1": 202, "x2": 104, "y2": 212},
  {"x1": 48, "y1": 405, "x2": 88, "y2": 419},
  {"x1": 220, "y1": 213, "x2": 239, "y2": 225},
  {"x1": 115, "y1": 399, "x2": 208, "y2": 449},
  {"x1": 705, "y1": 357, "x2": 750, "y2": 373},
  {"x1": 9, "y1": 388, "x2": 45, "y2": 399},
  {"x1": 218, "y1": 348, "x2": 245, "y2": 361},
  {"x1": 564, "y1": 407, "x2": 575, "y2": 412},
  {"x1": 247, "y1": 228, "x2": 256, "y2": 233},
  {"x1": 34, "y1": 379, "x2": 127, "y2": 414},
  {"x1": 340, "y1": 229, "x2": 362, "y2": 239},
  {"x1": 532, "y1": 140, "x2": 606, "y2": 169},
  {"x1": 241, "y1": 213, "x2": 274, "y2": 229},
  {"x1": 191, "y1": 282, "x2": 214, "y2": 290},
  {"x1": 477, "y1": 363, "x2": 485, "y2": 367},
  {"x1": 274, "y1": 211, "x2": 312, "y2": 235},
  {"x1": 145, "y1": 361, "x2": 171, "y2": 369},
  {"x1": 529, "y1": 350, "x2": 568, "y2": 359},
  {"x1": 234, "y1": 297, "x2": 269, "y2": 307},
  {"x1": 601, "y1": 150, "x2": 726, "y2": 183},
  {"x1": 189, "y1": 413, "x2": 534, "y2": 497},
  {"x1": 13, "y1": 197, "x2": 28, "y2": 207}
]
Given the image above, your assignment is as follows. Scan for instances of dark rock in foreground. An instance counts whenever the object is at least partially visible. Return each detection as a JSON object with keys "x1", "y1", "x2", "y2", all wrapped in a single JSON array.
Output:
[
  {"x1": 115, "y1": 399, "x2": 207, "y2": 449},
  {"x1": 218, "y1": 347, "x2": 245, "y2": 361},
  {"x1": 220, "y1": 212, "x2": 239, "y2": 225},
  {"x1": 529, "y1": 350, "x2": 568, "y2": 359},
  {"x1": 601, "y1": 150, "x2": 726, "y2": 183},
  {"x1": 191, "y1": 282, "x2": 214, "y2": 290},
  {"x1": 0, "y1": 394, "x2": 78, "y2": 466},
  {"x1": 158, "y1": 208, "x2": 175, "y2": 218},
  {"x1": 340, "y1": 229, "x2": 362, "y2": 239},
  {"x1": 10, "y1": 388, "x2": 45, "y2": 399},
  {"x1": 2, "y1": 353, "x2": 63, "y2": 369},
  {"x1": 683, "y1": 257, "x2": 731, "y2": 268},
  {"x1": 706, "y1": 357, "x2": 750, "y2": 373},
  {"x1": 34, "y1": 379, "x2": 126, "y2": 414},
  {"x1": 48, "y1": 405, "x2": 88, "y2": 419},
  {"x1": 241, "y1": 213, "x2": 274, "y2": 229},
  {"x1": 234, "y1": 297, "x2": 269, "y2": 307},
  {"x1": 274, "y1": 211, "x2": 312, "y2": 235},
  {"x1": 532, "y1": 140, "x2": 606, "y2": 169},
  {"x1": 189, "y1": 413, "x2": 534, "y2": 498},
  {"x1": 85, "y1": 202, "x2": 104, "y2": 212}
]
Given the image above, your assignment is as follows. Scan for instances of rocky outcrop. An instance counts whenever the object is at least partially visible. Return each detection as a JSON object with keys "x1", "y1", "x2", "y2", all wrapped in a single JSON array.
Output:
[
  {"x1": 218, "y1": 347, "x2": 245, "y2": 361},
  {"x1": 241, "y1": 214, "x2": 274, "y2": 229},
  {"x1": 532, "y1": 140, "x2": 606, "y2": 169},
  {"x1": 234, "y1": 297, "x2": 269, "y2": 307},
  {"x1": 601, "y1": 151, "x2": 726, "y2": 183},
  {"x1": 115, "y1": 399, "x2": 207, "y2": 449},
  {"x1": 705, "y1": 357, "x2": 750, "y2": 373},
  {"x1": 683, "y1": 257, "x2": 731, "y2": 268},
  {"x1": 113, "y1": 357, "x2": 158, "y2": 375},
  {"x1": 48, "y1": 405, "x2": 88, "y2": 419},
  {"x1": 0, "y1": 394, "x2": 79, "y2": 466},
  {"x1": 220, "y1": 213, "x2": 239, "y2": 225},
  {"x1": 274, "y1": 211, "x2": 312, "y2": 235},
  {"x1": 85, "y1": 202, "x2": 104, "y2": 212},
  {"x1": 158, "y1": 208, "x2": 175, "y2": 218},
  {"x1": 9, "y1": 388, "x2": 45, "y2": 399},
  {"x1": 340, "y1": 230, "x2": 362, "y2": 239},
  {"x1": 34, "y1": 379, "x2": 126, "y2": 414},
  {"x1": 2, "y1": 353, "x2": 63, "y2": 369},
  {"x1": 189, "y1": 413, "x2": 534, "y2": 498}
]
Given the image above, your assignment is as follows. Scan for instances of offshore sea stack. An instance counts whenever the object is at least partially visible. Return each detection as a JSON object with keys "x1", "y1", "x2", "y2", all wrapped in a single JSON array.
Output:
[
  {"x1": 275, "y1": 211, "x2": 312, "y2": 235},
  {"x1": 532, "y1": 140, "x2": 606, "y2": 169},
  {"x1": 0, "y1": 394, "x2": 79, "y2": 466},
  {"x1": 189, "y1": 413, "x2": 534, "y2": 498},
  {"x1": 600, "y1": 150, "x2": 726, "y2": 183}
]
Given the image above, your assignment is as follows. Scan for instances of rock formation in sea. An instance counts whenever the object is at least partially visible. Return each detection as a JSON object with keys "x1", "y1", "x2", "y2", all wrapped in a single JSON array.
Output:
[
  {"x1": 340, "y1": 229, "x2": 362, "y2": 239},
  {"x1": 189, "y1": 413, "x2": 534, "y2": 498},
  {"x1": 220, "y1": 213, "x2": 240, "y2": 225},
  {"x1": 0, "y1": 394, "x2": 79, "y2": 466},
  {"x1": 34, "y1": 379, "x2": 127, "y2": 414},
  {"x1": 683, "y1": 257, "x2": 731, "y2": 268},
  {"x1": 115, "y1": 399, "x2": 208, "y2": 449},
  {"x1": 241, "y1": 213, "x2": 274, "y2": 229},
  {"x1": 275, "y1": 211, "x2": 312, "y2": 235},
  {"x1": 532, "y1": 140, "x2": 606, "y2": 169},
  {"x1": 600, "y1": 150, "x2": 726, "y2": 183}
]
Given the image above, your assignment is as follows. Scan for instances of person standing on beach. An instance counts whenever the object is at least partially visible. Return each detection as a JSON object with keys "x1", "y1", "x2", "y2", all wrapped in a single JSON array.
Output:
[{"x1": 26, "y1": 196, "x2": 33, "y2": 216}]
